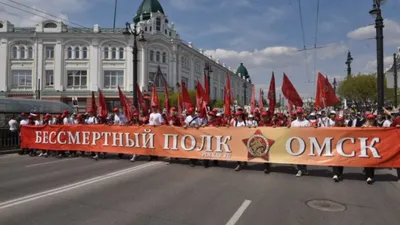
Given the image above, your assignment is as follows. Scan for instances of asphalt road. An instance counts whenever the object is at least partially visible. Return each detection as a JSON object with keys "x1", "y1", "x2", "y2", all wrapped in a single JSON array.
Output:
[{"x1": 0, "y1": 153, "x2": 399, "y2": 225}]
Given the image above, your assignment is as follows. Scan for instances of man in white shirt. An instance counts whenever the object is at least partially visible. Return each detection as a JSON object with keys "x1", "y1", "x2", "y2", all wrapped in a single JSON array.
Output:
[
  {"x1": 184, "y1": 107, "x2": 200, "y2": 128},
  {"x1": 318, "y1": 110, "x2": 335, "y2": 127},
  {"x1": 9, "y1": 115, "x2": 18, "y2": 132},
  {"x1": 86, "y1": 109, "x2": 99, "y2": 125},
  {"x1": 113, "y1": 108, "x2": 127, "y2": 125},
  {"x1": 62, "y1": 110, "x2": 73, "y2": 125},
  {"x1": 382, "y1": 114, "x2": 392, "y2": 127},
  {"x1": 290, "y1": 109, "x2": 311, "y2": 177},
  {"x1": 19, "y1": 112, "x2": 29, "y2": 126},
  {"x1": 246, "y1": 114, "x2": 258, "y2": 127},
  {"x1": 148, "y1": 105, "x2": 163, "y2": 126}
]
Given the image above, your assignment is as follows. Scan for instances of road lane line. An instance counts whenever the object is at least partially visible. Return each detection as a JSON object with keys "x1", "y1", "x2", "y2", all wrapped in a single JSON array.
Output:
[
  {"x1": 0, "y1": 162, "x2": 162, "y2": 210},
  {"x1": 225, "y1": 200, "x2": 252, "y2": 225},
  {"x1": 25, "y1": 158, "x2": 80, "y2": 167}
]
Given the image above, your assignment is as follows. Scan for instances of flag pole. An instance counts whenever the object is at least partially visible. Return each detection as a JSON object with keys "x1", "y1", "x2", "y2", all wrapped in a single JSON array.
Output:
[{"x1": 113, "y1": 0, "x2": 118, "y2": 32}]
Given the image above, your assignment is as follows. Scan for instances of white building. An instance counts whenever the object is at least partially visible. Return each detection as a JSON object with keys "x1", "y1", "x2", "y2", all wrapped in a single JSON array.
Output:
[{"x1": 0, "y1": 0, "x2": 252, "y2": 111}]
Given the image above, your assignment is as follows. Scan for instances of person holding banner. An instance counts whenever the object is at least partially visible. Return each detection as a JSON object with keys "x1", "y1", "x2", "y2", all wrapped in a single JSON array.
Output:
[
  {"x1": 148, "y1": 105, "x2": 163, "y2": 162},
  {"x1": 233, "y1": 110, "x2": 248, "y2": 171},
  {"x1": 112, "y1": 107, "x2": 127, "y2": 159},
  {"x1": 332, "y1": 116, "x2": 345, "y2": 182},
  {"x1": 184, "y1": 107, "x2": 201, "y2": 167},
  {"x1": 290, "y1": 109, "x2": 311, "y2": 177},
  {"x1": 363, "y1": 113, "x2": 376, "y2": 184},
  {"x1": 165, "y1": 107, "x2": 183, "y2": 165}
]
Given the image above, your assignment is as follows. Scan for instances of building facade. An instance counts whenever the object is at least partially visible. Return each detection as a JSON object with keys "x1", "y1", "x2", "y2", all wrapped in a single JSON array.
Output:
[{"x1": 0, "y1": 0, "x2": 252, "y2": 112}]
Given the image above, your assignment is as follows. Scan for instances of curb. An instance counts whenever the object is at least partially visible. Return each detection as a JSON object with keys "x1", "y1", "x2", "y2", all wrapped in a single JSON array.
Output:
[{"x1": 0, "y1": 149, "x2": 20, "y2": 155}]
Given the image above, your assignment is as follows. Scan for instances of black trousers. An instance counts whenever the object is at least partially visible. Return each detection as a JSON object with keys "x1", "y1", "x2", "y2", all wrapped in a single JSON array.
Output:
[
  {"x1": 397, "y1": 168, "x2": 400, "y2": 180},
  {"x1": 332, "y1": 166, "x2": 344, "y2": 176},
  {"x1": 364, "y1": 167, "x2": 375, "y2": 178}
]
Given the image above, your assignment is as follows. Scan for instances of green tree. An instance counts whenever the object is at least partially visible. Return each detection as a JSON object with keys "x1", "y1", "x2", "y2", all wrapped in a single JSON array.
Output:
[
  {"x1": 337, "y1": 73, "x2": 396, "y2": 104},
  {"x1": 157, "y1": 90, "x2": 196, "y2": 108},
  {"x1": 213, "y1": 99, "x2": 224, "y2": 108}
]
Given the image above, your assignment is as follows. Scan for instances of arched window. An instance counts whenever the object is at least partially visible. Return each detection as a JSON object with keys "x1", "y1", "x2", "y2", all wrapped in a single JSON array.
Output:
[
  {"x1": 111, "y1": 47, "x2": 117, "y2": 59},
  {"x1": 150, "y1": 50, "x2": 154, "y2": 61},
  {"x1": 82, "y1": 47, "x2": 88, "y2": 59},
  {"x1": 104, "y1": 47, "x2": 109, "y2": 59},
  {"x1": 44, "y1": 22, "x2": 57, "y2": 28},
  {"x1": 156, "y1": 51, "x2": 160, "y2": 62},
  {"x1": 20, "y1": 46, "x2": 25, "y2": 59},
  {"x1": 74, "y1": 46, "x2": 80, "y2": 59},
  {"x1": 67, "y1": 47, "x2": 72, "y2": 59},
  {"x1": 156, "y1": 18, "x2": 161, "y2": 31},
  {"x1": 181, "y1": 57, "x2": 184, "y2": 67},
  {"x1": 119, "y1": 47, "x2": 124, "y2": 59},
  {"x1": 162, "y1": 52, "x2": 167, "y2": 63},
  {"x1": 28, "y1": 46, "x2": 33, "y2": 59},
  {"x1": 11, "y1": 46, "x2": 17, "y2": 59}
]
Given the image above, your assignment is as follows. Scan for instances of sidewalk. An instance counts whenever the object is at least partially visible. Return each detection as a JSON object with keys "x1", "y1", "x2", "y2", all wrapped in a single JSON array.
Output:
[{"x1": 0, "y1": 149, "x2": 20, "y2": 155}]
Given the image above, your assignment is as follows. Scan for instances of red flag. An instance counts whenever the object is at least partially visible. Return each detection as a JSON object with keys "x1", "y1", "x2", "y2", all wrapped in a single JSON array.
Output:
[
  {"x1": 224, "y1": 74, "x2": 232, "y2": 117},
  {"x1": 136, "y1": 83, "x2": 148, "y2": 116},
  {"x1": 196, "y1": 79, "x2": 208, "y2": 117},
  {"x1": 117, "y1": 86, "x2": 133, "y2": 121},
  {"x1": 151, "y1": 83, "x2": 160, "y2": 112},
  {"x1": 250, "y1": 86, "x2": 256, "y2": 114},
  {"x1": 268, "y1": 72, "x2": 276, "y2": 114},
  {"x1": 322, "y1": 73, "x2": 340, "y2": 106},
  {"x1": 258, "y1": 89, "x2": 264, "y2": 113},
  {"x1": 90, "y1": 91, "x2": 97, "y2": 114},
  {"x1": 163, "y1": 80, "x2": 170, "y2": 115},
  {"x1": 281, "y1": 73, "x2": 303, "y2": 107},
  {"x1": 204, "y1": 72, "x2": 210, "y2": 104},
  {"x1": 288, "y1": 100, "x2": 293, "y2": 113},
  {"x1": 97, "y1": 88, "x2": 107, "y2": 118},
  {"x1": 181, "y1": 81, "x2": 193, "y2": 111}
]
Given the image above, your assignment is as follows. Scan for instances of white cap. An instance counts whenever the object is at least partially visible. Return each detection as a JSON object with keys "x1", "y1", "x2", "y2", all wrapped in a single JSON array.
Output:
[
  {"x1": 248, "y1": 114, "x2": 254, "y2": 118},
  {"x1": 330, "y1": 110, "x2": 337, "y2": 114},
  {"x1": 317, "y1": 111, "x2": 322, "y2": 115},
  {"x1": 309, "y1": 112, "x2": 316, "y2": 116},
  {"x1": 216, "y1": 113, "x2": 222, "y2": 117}
]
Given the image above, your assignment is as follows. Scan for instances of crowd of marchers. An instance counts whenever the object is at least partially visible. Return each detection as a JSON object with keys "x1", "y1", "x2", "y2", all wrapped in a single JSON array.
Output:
[{"x1": 9, "y1": 104, "x2": 400, "y2": 185}]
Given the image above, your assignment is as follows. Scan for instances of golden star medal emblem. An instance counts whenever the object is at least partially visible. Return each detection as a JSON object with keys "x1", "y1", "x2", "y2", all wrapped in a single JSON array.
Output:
[{"x1": 242, "y1": 130, "x2": 275, "y2": 161}]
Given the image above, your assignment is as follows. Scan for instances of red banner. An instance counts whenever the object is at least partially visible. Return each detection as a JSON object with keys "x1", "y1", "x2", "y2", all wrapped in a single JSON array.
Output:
[{"x1": 20, "y1": 125, "x2": 400, "y2": 168}]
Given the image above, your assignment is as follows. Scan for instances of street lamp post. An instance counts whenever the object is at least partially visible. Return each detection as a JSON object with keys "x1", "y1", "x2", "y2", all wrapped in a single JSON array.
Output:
[
  {"x1": 204, "y1": 62, "x2": 212, "y2": 96},
  {"x1": 394, "y1": 53, "x2": 398, "y2": 107},
  {"x1": 333, "y1": 78, "x2": 337, "y2": 93},
  {"x1": 369, "y1": 0, "x2": 385, "y2": 113},
  {"x1": 123, "y1": 22, "x2": 146, "y2": 109},
  {"x1": 345, "y1": 51, "x2": 353, "y2": 78}
]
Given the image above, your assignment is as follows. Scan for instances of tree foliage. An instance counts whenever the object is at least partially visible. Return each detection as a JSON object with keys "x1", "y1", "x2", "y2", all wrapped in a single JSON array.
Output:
[
  {"x1": 157, "y1": 90, "x2": 196, "y2": 108},
  {"x1": 337, "y1": 73, "x2": 397, "y2": 104}
]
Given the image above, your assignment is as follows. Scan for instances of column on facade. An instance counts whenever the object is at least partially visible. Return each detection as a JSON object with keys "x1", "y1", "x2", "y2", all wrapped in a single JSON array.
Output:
[
  {"x1": 36, "y1": 39, "x2": 43, "y2": 94},
  {"x1": 90, "y1": 39, "x2": 100, "y2": 91},
  {"x1": 171, "y1": 41, "x2": 178, "y2": 91},
  {"x1": 54, "y1": 40, "x2": 64, "y2": 91},
  {"x1": 0, "y1": 39, "x2": 8, "y2": 92},
  {"x1": 126, "y1": 42, "x2": 133, "y2": 92},
  {"x1": 139, "y1": 42, "x2": 148, "y2": 91}
]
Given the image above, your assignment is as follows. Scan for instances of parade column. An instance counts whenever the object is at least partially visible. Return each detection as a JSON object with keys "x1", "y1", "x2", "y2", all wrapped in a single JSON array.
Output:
[{"x1": 140, "y1": 41, "x2": 148, "y2": 92}]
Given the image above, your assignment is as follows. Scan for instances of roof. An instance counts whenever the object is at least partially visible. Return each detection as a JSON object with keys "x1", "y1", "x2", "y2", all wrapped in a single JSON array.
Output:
[
  {"x1": 134, "y1": 0, "x2": 165, "y2": 23},
  {"x1": 12, "y1": 27, "x2": 126, "y2": 34},
  {"x1": 0, "y1": 98, "x2": 74, "y2": 114},
  {"x1": 236, "y1": 63, "x2": 250, "y2": 79}
]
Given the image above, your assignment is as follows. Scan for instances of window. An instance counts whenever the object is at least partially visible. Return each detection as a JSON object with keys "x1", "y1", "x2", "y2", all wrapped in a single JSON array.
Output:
[
  {"x1": 169, "y1": 31, "x2": 171, "y2": 37},
  {"x1": 12, "y1": 70, "x2": 32, "y2": 88},
  {"x1": 150, "y1": 26, "x2": 152, "y2": 31},
  {"x1": 145, "y1": 27, "x2": 148, "y2": 32},
  {"x1": 45, "y1": 70, "x2": 54, "y2": 87},
  {"x1": 150, "y1": 50, "x2": 154, "y2": 61},
  {"x1": 165, "y1": 29, "x2": 167, "y2": 34},
  {"x1": 11, "y1": 46, "x2": 17, "y2": 59},
  {"x1": 111, "y1": 47, "x2": 117, "y2": 59},
  {"x1": 148, "y1": 72, "x2": 166, "y2": 88},
  {"x1": 74, "y1": 47, "x2": 80, "y2": 59},
  {"x1": 220, "y1": 89, "x2": 224, "y2": 99},
  {"x1": 44, "y1": 22, "x2": 57, "y2": 28},
  {"x1": 67, "y1": 47, "x2": 72, "y2": 59},
  {"x1": 82, "y1": 47, "x2": 88, "y2": 59},
  {"x1": 67, "y1": 70, "x2": 87, "y2": 87},
  {"x1": 105, "y1": 100, "x2": 121, "y2": 112},
  {"x1": 104, "y1": 70, "x2": 124, "y2": 88},
  {"x1": 104, "y1": 47, "x2": 109, "y2": 59},
  {"x1": 162, "y1": 52, "x2": 166, "y2": 63},
  {"x1": 214, "y1": 87, "x2": 217, "y2": 99},
  {"x1": 156, "y1": 51, "x2": 160, "y2": 62},
  {"x1": 0, "y1": 23, "x2": 3, "y2": 28},
  {"x1": 28, "y1": 47, "x2": 33, "y2": 59},
  {"x1": 181, "y1": 57, "x2": 184, "y2": 68},
  {"x1": 119, "y1": 47, "x2": 124, "y2": 59},
  {"x1": 20, "y1": 46, "x2": 25, "y2": 59},
  {"x1": 156, "y1": 18, "x2": 161, "y2": 31},
  {"x1": 45, "y1": 46, "x2": 54, "y2": 59}
]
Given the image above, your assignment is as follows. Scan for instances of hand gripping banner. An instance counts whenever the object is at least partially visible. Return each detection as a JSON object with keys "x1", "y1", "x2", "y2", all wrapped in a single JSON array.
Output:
[{"x1": 20, "y1": 125, "x2": 400, "y2": 168}]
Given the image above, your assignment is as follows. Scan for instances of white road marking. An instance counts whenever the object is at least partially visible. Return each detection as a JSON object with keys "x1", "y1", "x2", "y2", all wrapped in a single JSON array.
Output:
[
  {"x1": 225, "y1": 200, "x2": 252, "y2": 225},
  {"x1": 0, "y1": 162, "x2": 162, "y2": 210},
  {"x1": 25, "y1": 158, "x2": 80, "y2": 168}
]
